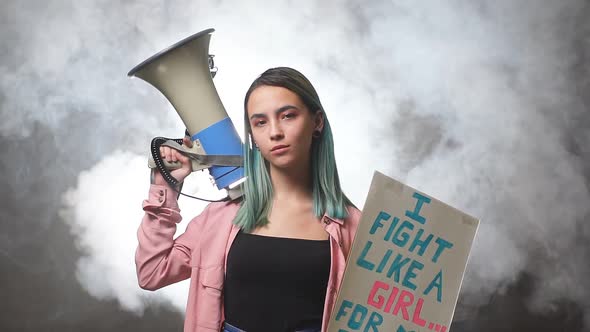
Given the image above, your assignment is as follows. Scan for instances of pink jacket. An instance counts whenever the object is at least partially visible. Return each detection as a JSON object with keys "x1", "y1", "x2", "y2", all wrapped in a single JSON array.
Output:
[{"x1": 136, "y1": 184, "x2": 361, "y2": 332}]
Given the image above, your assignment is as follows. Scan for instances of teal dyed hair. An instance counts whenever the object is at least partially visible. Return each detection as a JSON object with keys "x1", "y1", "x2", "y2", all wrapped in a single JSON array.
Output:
[{"x1": 233, "y1": 67, "x2": 352, "y2": 232}]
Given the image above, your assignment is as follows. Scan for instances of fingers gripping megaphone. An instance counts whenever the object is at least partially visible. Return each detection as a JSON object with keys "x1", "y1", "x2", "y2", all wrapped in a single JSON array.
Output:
[{"x1": 128, "y1": 28, "x2": 244, "y2": 200}]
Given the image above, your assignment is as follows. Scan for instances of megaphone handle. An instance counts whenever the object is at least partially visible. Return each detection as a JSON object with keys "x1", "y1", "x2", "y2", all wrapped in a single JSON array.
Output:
[
  {"x1": 149, "y1": 136, "x2": 238, "y2": 203},
  {"x1": 148, "y1": 156, "x2": 184, "y2": 170},
  {"x1": 150, "y1": 136, "x2": 184, "y2": 187}
]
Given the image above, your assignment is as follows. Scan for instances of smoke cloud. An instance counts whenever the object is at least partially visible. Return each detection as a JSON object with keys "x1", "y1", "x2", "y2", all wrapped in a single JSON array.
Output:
[{"x1": 1, "y1": 0, "x2": 589, "y2": 330}]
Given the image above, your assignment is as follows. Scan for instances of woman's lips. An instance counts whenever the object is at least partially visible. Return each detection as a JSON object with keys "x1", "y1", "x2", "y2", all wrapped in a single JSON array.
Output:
[{"x1": 270, "y1": 145, "x2": 289, "y2": 154}]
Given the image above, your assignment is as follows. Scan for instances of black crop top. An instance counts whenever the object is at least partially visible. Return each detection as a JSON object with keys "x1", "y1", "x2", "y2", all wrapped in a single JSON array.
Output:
[{"x1": 224, "y1": 231, "x2": 331, "y2": 332}]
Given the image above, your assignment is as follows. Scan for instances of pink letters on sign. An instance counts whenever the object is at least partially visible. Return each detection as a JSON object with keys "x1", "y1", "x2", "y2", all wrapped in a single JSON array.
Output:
[{"x1": 366, "y1": 280, "x2": 427, "y2": 326}]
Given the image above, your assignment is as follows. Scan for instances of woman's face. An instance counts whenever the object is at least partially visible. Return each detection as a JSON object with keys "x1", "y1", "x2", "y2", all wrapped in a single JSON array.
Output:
[{"x1": 246, "y1": 85, "x2": 323, "y2": 171}]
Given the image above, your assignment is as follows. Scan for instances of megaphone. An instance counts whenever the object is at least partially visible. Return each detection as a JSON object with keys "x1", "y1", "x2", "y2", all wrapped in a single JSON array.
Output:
[{"x1": 128, "y1": 28, "x2": 244, "y2": 196}]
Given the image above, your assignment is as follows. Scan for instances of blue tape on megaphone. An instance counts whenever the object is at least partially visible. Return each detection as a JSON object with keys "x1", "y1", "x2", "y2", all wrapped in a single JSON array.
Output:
[{"x1": 192, "y1": 117, "x2": 244, "y2": 189}]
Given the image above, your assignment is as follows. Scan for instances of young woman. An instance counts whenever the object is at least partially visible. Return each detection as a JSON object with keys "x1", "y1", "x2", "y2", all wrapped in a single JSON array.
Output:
[{"x1": 136, "y1": 67, "x2": 361, "y2": 332}]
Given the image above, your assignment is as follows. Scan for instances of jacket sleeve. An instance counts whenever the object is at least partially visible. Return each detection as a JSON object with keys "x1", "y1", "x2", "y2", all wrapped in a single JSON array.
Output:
[{"x1": 135, "y1": 184, "x2": 208, "y2": 290}]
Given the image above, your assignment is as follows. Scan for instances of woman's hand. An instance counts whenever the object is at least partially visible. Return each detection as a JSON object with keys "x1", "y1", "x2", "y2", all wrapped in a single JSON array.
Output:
[{"x1": 152, "y1": 136, "x2": 193, "y2": 186}]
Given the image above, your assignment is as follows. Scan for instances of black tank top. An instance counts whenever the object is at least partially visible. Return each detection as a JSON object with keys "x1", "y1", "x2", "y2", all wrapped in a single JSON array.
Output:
[{"x1": 224, "y1": 230, "x2": 331, "y2": 332}]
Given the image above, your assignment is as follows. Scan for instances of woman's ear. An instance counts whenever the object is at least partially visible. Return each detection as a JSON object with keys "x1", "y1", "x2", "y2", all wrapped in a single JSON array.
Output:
[{"x1": 314, "y1": 110, "x2": 325, "y2": 132}]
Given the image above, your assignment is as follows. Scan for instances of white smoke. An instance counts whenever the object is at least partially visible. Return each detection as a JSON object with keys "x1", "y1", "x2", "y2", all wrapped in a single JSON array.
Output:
[
  {"x1": 61, "y1": 150, "x2": 220, "y2": 313},
  {"x1": 2, "y1": 0, "x2": 588, "y2": 327}
]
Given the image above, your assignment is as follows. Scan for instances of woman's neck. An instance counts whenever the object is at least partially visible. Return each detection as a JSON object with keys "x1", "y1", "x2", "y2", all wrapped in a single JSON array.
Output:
[{"x1": 269, "y1": 164, "x2": 313, "y2": 202}]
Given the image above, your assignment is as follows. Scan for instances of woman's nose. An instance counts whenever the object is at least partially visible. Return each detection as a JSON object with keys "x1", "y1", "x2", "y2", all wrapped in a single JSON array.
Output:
[{"x1": 269, "y1": 121, "x2": 284, "y2": 140}]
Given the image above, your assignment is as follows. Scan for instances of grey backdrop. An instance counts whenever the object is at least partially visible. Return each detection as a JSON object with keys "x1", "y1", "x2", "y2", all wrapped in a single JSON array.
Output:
[{"x1": 1, "y1": 0, "x2": 589, "y2": 331}]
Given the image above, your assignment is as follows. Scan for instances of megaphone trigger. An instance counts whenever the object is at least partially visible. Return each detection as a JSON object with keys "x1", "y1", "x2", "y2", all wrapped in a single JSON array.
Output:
[
  {"x1": 149, "y1": 137, "x2": 244, "y2": 173},
  {"x1": 160, "y1": 139, "x2": 211, "y2": 171},
  {"x1": 158, "y1": 139, "x2": 243, "y2": 169},
  {"x1": 148, "y1": 137, "x2": 210, "y2": 173}
]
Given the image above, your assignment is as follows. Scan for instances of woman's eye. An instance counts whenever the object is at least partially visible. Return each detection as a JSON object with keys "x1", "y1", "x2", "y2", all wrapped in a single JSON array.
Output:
[
  {"x1": 253, "y1": 120, "x2": 266, "y2": 127},
  {"x1": 282, "y1": 113, "x2": 296, "y2": 119}
]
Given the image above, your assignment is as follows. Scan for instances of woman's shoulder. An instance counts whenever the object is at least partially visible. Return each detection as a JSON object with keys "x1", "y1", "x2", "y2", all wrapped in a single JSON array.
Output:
[
  {"x1": 187, "y1": 200, "x2": 241, "y2": 231},
  {"x1": 346, "y1": 205, "x2": 362, "y2": 221},
  {"x1": 205, "y1": 199, "x2": 241, "y2": 216},
  {"x1": 342, "y1": 204, "x2": 362, "y2": 230}
]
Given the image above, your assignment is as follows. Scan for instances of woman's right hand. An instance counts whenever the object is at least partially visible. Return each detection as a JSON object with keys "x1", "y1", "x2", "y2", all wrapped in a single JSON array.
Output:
[{"x1": 152, "y1": 136, "x2": 193, "y2": 186}]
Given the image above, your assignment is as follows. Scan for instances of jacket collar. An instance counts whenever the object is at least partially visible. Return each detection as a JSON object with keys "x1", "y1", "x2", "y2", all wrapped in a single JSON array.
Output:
[{"x1": 321, "y1": 214, "x2": 344, "y2": 225}]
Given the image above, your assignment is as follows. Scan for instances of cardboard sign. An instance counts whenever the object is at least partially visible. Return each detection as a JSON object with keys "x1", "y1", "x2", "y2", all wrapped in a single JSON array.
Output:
[{"x1": 328, "y1": 171, "x2": 479, "y2": 332}]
